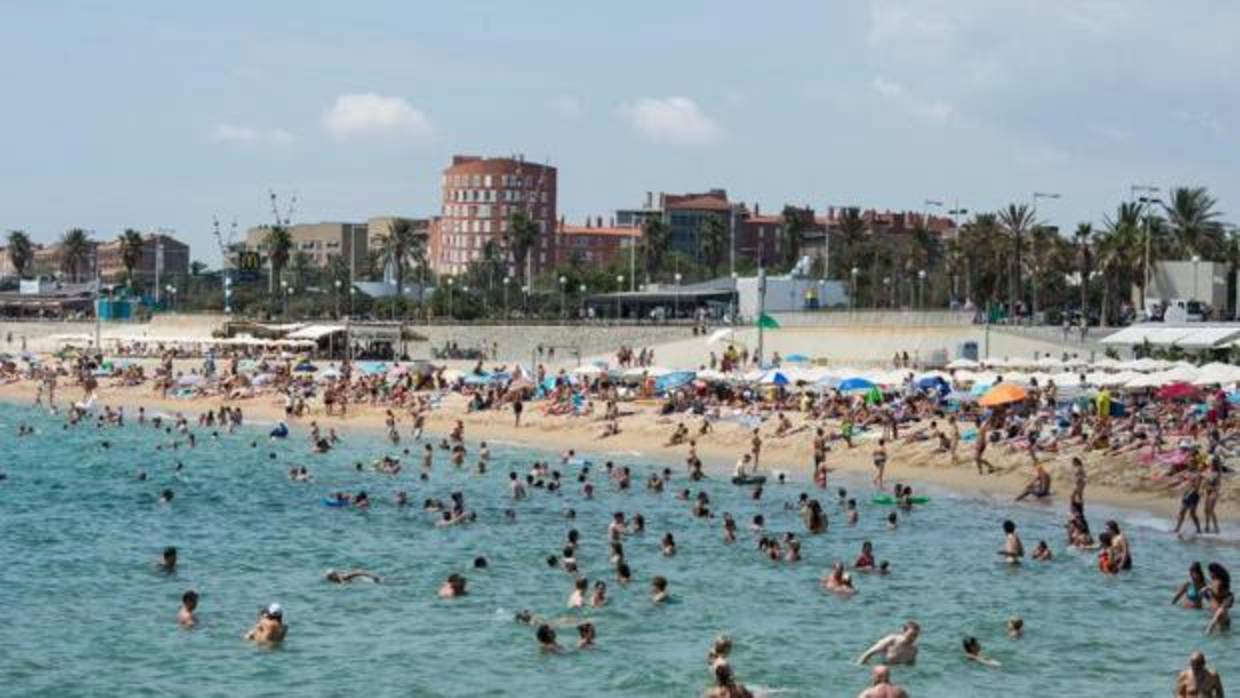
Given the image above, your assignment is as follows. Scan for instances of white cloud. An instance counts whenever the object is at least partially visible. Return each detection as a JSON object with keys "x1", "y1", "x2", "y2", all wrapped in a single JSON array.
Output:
[
  {"x1": 554, "y1": 95, "x2": 582, "y2": 118},
  {"x1": 321, "y1": 93, "x2": 433, "y2": 141},
  {"x1": 211, "y1": 123, "x2": 294, "y2": 145},
  {"x1": 622, "y1": 97, "x2": 720, "y2": 144}
]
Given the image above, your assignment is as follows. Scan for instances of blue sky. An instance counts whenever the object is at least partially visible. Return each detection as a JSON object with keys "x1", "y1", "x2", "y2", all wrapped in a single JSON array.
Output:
[{"x1": 2, "y1": 0, "x2": 1238, "y2": 264}]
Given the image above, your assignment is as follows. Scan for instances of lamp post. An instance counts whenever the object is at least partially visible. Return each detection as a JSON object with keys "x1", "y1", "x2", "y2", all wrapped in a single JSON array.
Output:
[
  {"x1": 461, "y1": 284, "x2": 469, "y2": 319},
  {"x1": 224, "y1": 277, "x2": 232, "y2": 315},
  {"x1": 334, "y1": 279, "x2": 341, "y2": 319},
  {"x1": 166, "y1": 284, "x2": 177, "y2": 312},
  {"x1": 730, "y1": 271, "x2": 738, "y2": 324},
  {"x1": 883, "y1": 276, "x2": 892, "y2": 309},
  {"x1": 850, "y1": 267, "x2": 859, "y2": 311},
  {"x1": 918, "y1": 269, "x2": 927, "y2": 310},
  {"x1": 521, "y1": 285, "x2": 529, "y2": 317},
  {"x1": 280, "y1": 280, "x2": 289, "y2": 316},
  {"x1": 674, "y1": 272, "x2": 682, "y2": 319},
  {"x1": 446, "y1": 277, "x2": 454, "y2": 319},
  {"x1": 1192, "y1": 255, "x2": 1201, "y2": 304},
  {"x1": 559, "y1": 276, "x2": 567, "y2": 322},
  {"x1": 503, "y1": 276, "x2": 511, "y2": 321},
  {"x1": 616, "y1": 275, "x2": 624, "y2": 322},
  {"x1": 578, "y1": 283, "x2": 587, "y2": 319},
  {"x1": 1132, "y1": 185, "x2": 1162, "y2": 313}
]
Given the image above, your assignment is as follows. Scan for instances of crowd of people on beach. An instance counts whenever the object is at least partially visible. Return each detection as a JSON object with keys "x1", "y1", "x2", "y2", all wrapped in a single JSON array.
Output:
[{"x1": 1, "y1": 343, "x2": 1236, "y2": 695}]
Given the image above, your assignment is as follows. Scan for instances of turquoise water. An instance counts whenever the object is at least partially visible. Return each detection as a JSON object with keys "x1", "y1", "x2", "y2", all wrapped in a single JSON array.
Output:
[{"x1": 0, "y1": 401, "x2": 1235, "y2": 697}]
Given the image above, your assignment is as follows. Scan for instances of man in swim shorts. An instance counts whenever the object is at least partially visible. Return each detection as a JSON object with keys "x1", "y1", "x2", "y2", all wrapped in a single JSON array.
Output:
[
  {"x1": 1176, "y1": 650, "x2": 1224, "y2": 697},
  {"x1": 857, "y1": 621, "x2": 920, "y2": 666}
]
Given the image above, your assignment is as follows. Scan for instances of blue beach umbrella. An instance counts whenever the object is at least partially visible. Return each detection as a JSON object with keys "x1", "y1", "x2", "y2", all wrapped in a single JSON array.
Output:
[
  {"x1": 838, "y1": 377, "x2": 875, "y2": 392},
  {"x1": 784, "y1": 354, "x2": 810, "y2": 363}
]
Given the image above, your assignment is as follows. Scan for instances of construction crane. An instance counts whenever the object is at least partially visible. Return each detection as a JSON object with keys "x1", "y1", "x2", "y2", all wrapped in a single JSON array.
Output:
[
  {"x1": 268, "y1": 189, "x2": 297, "y2": 227},
  {"x1": 212, "y1": 216, "x2": 239, "y2": 261}
]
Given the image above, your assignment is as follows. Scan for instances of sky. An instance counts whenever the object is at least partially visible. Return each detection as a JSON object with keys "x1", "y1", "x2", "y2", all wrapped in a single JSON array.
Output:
[{"x1": 2, "y1": 0, "x2": 1238, "y2": 265}]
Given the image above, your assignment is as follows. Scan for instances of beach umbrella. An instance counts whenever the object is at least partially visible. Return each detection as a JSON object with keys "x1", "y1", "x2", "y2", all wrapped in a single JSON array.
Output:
[
  {"x1": 838, "y1": 377, "x2": 876, "y2": 392},
  {"x1": 707, "y1": 328, "x2": 743, "y2": 346},
  {"x1": 572, "y1": 364, "x2": 604, "y2": 377},
  {"x1": 784, "y1": 353, "x2": 810, "y2": 363},
  {"x1": 978, "y1": 382, "x2": 1028, "y2": 407},
  {"x1": 177, "y1": 374, "x2": 203, "y2": 386},
  {"x1": 695, "y1": 368, "x2": 729, "y2": 382},
  {"x1": 293, "y1": 362, "x2": 317, "y2": 373},
  {"x1": 761, "y1": 370, "x2": 790, "y2": 386},
  {"x1": 1157, "y1": 382, "x2": 1199, "y2": 401},
  {"x1": 657, "y1": 371, "x2": 696, "y2": 392},
  {"x1": 946, "y1": 358, "x2": 978, "y2": 369}
]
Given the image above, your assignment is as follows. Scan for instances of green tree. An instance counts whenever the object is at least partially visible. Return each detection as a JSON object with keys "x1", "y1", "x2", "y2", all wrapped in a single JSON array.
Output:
[
  {"x1": 379, "y1": 217, "x2": 423, "y2": 301},
  {"x1": 779, "y1": 205, "x2": 814, "y2": 271},
  {"x1": 698, "y1": 213, "x2": 728, "y2": 278},
  {"x1": 1074, "y1": 223, "x2": 1093, "y2": 322},
  {"x1": 640, "y1": 217, "x2": 672, "y2": 282},
  {"x1": 1164, "y1": 186, "x2": 1223, "y2": 259},
  {"x1": 60, "y1": 228, "x2": 92, "y2": 282},
  {"x1": 5, "y1": 230, "x2": 34, "y2": 279},
  {"x1": 263, "y1": 226, "x2": 292, "y2": 294},
  {"x1": 506, "y1": 210, "x2": 540, "y2": 289},
  {"x1": 1101, "y1": 202, "x2": 1146, "y2": 310},
  {"x1": 290, "y1": 251, "x2": 314, "y2": 290},
  {"x1": 118, "y1": 228, "x2": 145, "y2": 287},
  {"x1": 998, "y1": 204, "x2": 1037, "y2": 314}
]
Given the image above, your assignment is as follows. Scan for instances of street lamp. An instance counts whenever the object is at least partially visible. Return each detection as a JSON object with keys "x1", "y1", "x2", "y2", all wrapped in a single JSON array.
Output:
[
  {"x1": 165, "y1": 284, "x2": 176, "y2": 312},
  {"x1": 334, "y1": 279, "x2": 342, "y2": 319},
  {"x1": 503, "y1": 276, "x2": 511, "y2": 321},
  {"x1": 1133, "y1": 185, "x2": 1162, "y2": 312},
  {"x1": 918, "y1": 269, "x2": 927, "y2": 310},
  {"x1": 1192, "y1": 255, "x2": 1201, "y2": 303},
  {"x1": 883, "y1": 276, "x2": 892, "y2": 309},
  {"x1": 850, "y1": 267, "x2": 859, "y2": 311},
  {"x1": 615, "y1": 275, "x2": 624, "y2": 321},
  {"x1": 280, "y1": 280, "x2": 289, "y2": 316},
  {"x1": 446, "y1": 277, "x2": 454, "y2": 319},
  {"x1": 674, "y1": 272, "x2": 682, "y2": 319},
  {"x1": 559, "y1": 276, "x2": 567, "y2": 322},
  {"x1": 578, "y1": 283, "x2": 587, "y2": 319},
  {"x1": 224, "y1": 276, "x2": 233, "y2": 314}
]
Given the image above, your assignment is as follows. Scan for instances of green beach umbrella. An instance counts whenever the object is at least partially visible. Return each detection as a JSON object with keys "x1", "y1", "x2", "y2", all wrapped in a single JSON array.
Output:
[{"x1": 757, "y1": 313, "x2": 780, "y2": 329}]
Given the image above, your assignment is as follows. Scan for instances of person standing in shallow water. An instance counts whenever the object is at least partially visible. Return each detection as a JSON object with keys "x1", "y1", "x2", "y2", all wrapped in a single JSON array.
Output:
[
  {"x1": 856, "y1": 665, "x2": 909, "y2": 698},
  {"x1": 1175, "y1": 651, "x2": 1224, "y2": 697}
]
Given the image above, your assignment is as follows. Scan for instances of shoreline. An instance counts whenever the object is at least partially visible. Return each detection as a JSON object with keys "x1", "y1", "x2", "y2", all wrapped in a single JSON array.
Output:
[{"x1": 2, "y1": 379, "x2": 1235, "y2": 528}]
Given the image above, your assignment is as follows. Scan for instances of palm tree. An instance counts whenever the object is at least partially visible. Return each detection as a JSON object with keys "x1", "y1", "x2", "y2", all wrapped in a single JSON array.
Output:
[
  {"x1": 998, "y1": 204, "x2": 1037, "y2": 316},
  {"x1": 118, "y1": 228, "x2": 145, "y2": 287},
  {"x1": 60, "y1": 228, "x2": 92, "y2": 282},
  {"x1": 506, "y1": 210, "x2": 540, "y2": 289},
  {"x1": 1164, "y1": 186, "x2": 1223, "y2": 259},
  {"x1": 640, "y1": 217, "x2": 672, "y2": 282},
  {"x1": 1101, "y1": 202, "x2": 1145, "y2": 309},
  {"x1": 290, "y1": 251, "x2": 314, "y2": 290},
  {"x1": 779, "y1": 205, "x2": 814, "y2": 271},
  {"x1": 1074, "y1": 223, "x2": 1093, "y2": 324},
  {"x1": 6, "y1": 230, "x2": 34, "y2": 279},
  {"x1": 835, "y1": 207, "x2": 868, "y2": 283},
  {"x1": 263, "y1": 226, "x2": 292, "y2": 294},
  {"x1": 379, "y1": 217, "x2": 423, "y2": 299},
  {"x1": 698, "y1": 214, "x2": 727, "y2": 278}
]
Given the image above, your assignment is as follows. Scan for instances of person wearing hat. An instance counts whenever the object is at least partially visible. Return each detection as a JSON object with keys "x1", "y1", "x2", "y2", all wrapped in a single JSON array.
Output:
[{"x1": 246, "y1": 603, "x2": 287, "y2": 645}]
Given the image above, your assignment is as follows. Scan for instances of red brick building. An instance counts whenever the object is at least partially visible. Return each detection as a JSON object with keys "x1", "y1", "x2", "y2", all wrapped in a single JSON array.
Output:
[
  {"x1": 429, "y1": 155, "x2": 557, "y2": 279},
  {"x1": 554, "y1": 219, "x2": 640, "y2": 268}
]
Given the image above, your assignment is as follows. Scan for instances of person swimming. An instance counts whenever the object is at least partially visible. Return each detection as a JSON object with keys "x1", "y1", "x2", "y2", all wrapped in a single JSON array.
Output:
[
  {"x1": 245, "y1": 603, "x2": 287, "y2": 645},
  {"x1": 962, "y1": 636, "x2": 1001, "y2": 667},
  {"x1": 178, "y1": 590, "x2": 198, "y2": 627},
  {"x1": 325, "y1": 569, "x2": 381, "y2": 584}
]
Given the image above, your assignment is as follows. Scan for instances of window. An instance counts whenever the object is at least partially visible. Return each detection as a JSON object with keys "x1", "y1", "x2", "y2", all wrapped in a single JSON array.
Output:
[{"x1": 484, "y1": 175, "x2": 491, "y2": 187}]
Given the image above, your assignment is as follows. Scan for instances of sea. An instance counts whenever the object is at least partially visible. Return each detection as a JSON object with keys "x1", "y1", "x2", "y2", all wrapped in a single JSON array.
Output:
[{"x1": 0, "y1": 401, "x2": 1235, "y2": 697}]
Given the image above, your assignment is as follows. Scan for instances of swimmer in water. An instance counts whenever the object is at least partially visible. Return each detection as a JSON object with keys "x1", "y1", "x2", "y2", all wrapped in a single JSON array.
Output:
[
  {"x1": 325, "y1": 569, "x2": 381, "y2": 584},
  {"x1": 962, "y1": 636, "x2": 1001, "y2": 667},
  {"x1": 1031, "y1": 540, "x2": 1053, "y2": 561},
  {"x1": 824, "y1": 561, "x2": 857, "y2": 596},
  {"x1": 158, "y1": 546, "x2": 178, "y2": 573},
  {"x1": 577, "y1": 622, "x2": 596, "y2": 649},
  {"x1": 703, "y1": 663, "x2": 754, "y2": 698},
  {"x1": 856, "y1": 665, "x2": 909, "y2": 698},
  {"x1": 245, "y1": 603, "x2": 287, "y2": 645},
  {"x1": 1175, "y1": 650, "x2": 1224, "y2": 698},
  {"x1": 439, "y1": 574, "x2": 468, "y2": 599},
  {"x1": 857, "y1": 621, "x2": 920, "y2": 666},
  {"x1": 568, "y1": 577, "x2": 588, "y2": 608},
  {"x1": 1007, "y1": 616, "x2": 1023, "y2": 639},
  {"x1": 651, "y1": 576, "x2": 670, "y2": 604},
  {"x1": 178, "y1": 590, "x2": 198, "y2": 627},
  {"x1": 707, "y1": 635, "x2": 733, "y2": 671},
  {"x1": 536, "y1": 624, "x2": 562, "y2": 653},
  {"x1": 999, "y1": 520, "x2": 1024, "y2": 564}
]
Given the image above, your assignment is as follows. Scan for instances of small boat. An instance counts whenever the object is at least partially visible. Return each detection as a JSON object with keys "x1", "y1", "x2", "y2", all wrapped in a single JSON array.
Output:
[{"x1": 731, "y1": 475, "x2": 767, "y2": 486}]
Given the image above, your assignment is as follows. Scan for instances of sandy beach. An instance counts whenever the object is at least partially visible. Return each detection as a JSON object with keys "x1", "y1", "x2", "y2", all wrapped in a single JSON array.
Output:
[{"x1": 3, "y1": 369, "x2": 1233, "y2": 525}]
